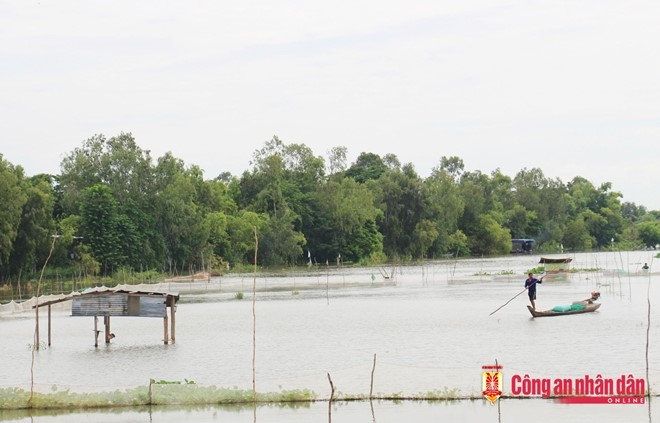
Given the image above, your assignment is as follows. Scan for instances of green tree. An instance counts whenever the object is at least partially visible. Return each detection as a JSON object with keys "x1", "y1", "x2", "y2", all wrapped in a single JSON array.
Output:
[
  {"x1": 0, "y1": 156, "x2": 28, "y2": 270},
  {"x1": 504, "y1": 204, "x2": 537, "y2": 239},
  {"x1": 422, "y1": 167, "x2": 464, "y2": 256},
  {"x1": 372, "y1": 164, "x2": 424, "y2": 259},
  {"x1": 637, "y1": 221, "x2": 660, "y2": 248},
  {"x1": 438, "y1": 156, "x2": 464, "y2": 180},
  {"x1": 563, "y1": 215, "x2": 593, "y2": 251},
  {"x1": 157, "y1": 172, "x2": 208, "y2": 274},
  {"x1": 512, "y1": 168, "x2": 548, "y2": 223},
  {"x1": 226, "y1": 211, "x2": 267, "y2": 265},
  {"x1": 80, "y1": 184, "x2": 124, "y2": 274},
  {"x1": 345, "y1": 152, "x2": 388, "y2": 183},
  {"x1": 469, "y1": 213, "x2": 511, "y2": 256},
  {"x1": 327, "y1": 146, "x2": 348, "y2": 176},
  {"x1": 205, "y1": 211, "x2": 231, "y2": 263},
  {"x1": 457, "y1": 170, "x2": 490, "y2": 246},
  {"x1": 6, "y1": 174, "x2": 55, "y2": 275},
  {"x1": 259, "y1": 207, "x2": 306, "y2": 266},
  {"x1": 60, "y1": 133, "x2": 165, "y2": 271},
  {"x1": 307, "y1": 177, "x2": 383, "y2": 263}
]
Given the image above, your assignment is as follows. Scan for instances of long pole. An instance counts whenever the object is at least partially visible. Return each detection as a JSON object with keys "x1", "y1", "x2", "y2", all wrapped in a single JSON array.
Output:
[
  {"x1": 30, "y1": 234, "x2": 59, "y2": 407},
  {"x1": 489, "y1": 275, "x2": 543, "y2": 316},
  {"x1": 252, "y1": 227, "x2": 258, "y2": 414}
]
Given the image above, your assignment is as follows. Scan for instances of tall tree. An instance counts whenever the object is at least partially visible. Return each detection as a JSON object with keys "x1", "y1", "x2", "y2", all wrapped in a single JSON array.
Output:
[
  {"x1": 345, "y1": 152, "x2": 388, "y2": 183},
  {"x1": 157, "y1": 172, "x2": 208, "y2": 274},
  {"x1": 6, "y1": 174, "x2": 55, "y2": 275},
  {"x1": 259, "y1": 206, "x2": 306, "y2": 266},
  {"x1": 80, "y1": 184, "x2": 123, "y2": 274},
  {"x1": 327, "y1": 146, "x2": 348, "y2": 176},
  {"x1": 0, "y1": 156, "x2": 27, "y2": 270},
  {"x1": 372, "y1": 164, "x2": 424, "y2": 259},
  {"x1": 307, "y1": 177, "x2": 383, "y2": 263},
  {"x1": 422, "y1": 167, "x2": 464, "y2": 257}
]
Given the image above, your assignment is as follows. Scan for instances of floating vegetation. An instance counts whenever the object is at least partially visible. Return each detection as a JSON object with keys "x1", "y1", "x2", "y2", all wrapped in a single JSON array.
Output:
[
  {"x1": 234, "y1": 292, "x2": 244, "y2": 300},
  {"x1": 2, "y1": 384, "x2": 657, "y2": 411},
  {"x1": 0, "y1": 385, "x2": 317, "y2": 410},
  {"x1": 26, "y1": 342, "x2": 48, "y2": 351},
  {"x1": 0, "y1": 382, "x2": 482, "y2": 411},
  {"x1": 151, "y1": 379, "x2": 195, "y2": 385}
]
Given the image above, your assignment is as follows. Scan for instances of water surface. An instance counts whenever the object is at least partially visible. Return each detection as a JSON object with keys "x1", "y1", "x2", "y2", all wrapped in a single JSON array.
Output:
[{"x1": 1, "y1": 252, "x2": 657, "y2": 422}]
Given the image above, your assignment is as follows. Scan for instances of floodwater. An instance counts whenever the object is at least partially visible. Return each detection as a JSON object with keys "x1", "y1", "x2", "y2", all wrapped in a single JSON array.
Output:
[{"x1": 1, "y1": 251, "x2": 658, "y2": 422}]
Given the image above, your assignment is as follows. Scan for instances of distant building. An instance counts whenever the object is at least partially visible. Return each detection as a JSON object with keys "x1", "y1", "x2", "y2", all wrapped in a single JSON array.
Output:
[{"x1": 511, "y1": 239, "x2": 534, "y2": 254}]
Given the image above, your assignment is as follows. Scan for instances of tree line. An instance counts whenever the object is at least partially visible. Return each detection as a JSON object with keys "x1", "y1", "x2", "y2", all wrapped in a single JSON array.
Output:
[{"x1": 1, "y1": 132, "x2": 658, "y2": 282}]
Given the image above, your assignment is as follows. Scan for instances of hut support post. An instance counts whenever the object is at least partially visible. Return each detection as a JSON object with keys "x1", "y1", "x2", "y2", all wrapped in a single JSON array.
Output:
[
  {"x1": 94, "y1": 316, "x2": 99, "y2": 347},
  {"x1": 169, "y1": 297, "x2": 176, "y2": 343},
  {"x1": 48, "y1": 305, "x2": 52, "y2": 347},
  {"x1": 163, "y1": 313, "x2": 169, "y2": 345},
  {"x1": 104, "y1": 316, "x2": 111, "y2": 344}
]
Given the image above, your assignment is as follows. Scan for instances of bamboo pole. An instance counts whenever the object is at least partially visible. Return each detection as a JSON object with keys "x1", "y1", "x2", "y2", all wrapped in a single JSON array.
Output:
[
  {"x1": 252, "y1": 227, "x2": 259, "y2": 423},
  {"x1": 327, "y1": 372, "x2": 336, "y2": 423},
  {"x1": 252, "y1": 227, "x2": 258, "y2": 408},
  {"x1": 47, "y1": 305, "x2": 51, "y2": 347},
  {"x1": 370, "y1": 353, "x2": 377, "y2": 399},
  {"x1": 35, "y1": 304, "x2": 39, "y2": 348}
]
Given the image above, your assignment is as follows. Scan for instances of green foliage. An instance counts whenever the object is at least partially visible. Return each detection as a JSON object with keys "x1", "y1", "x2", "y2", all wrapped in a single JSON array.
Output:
[
  {"x1": 80, "y1": 184, "x2": 125, "y2": 274},
  {"x1": 469, "y1": 214, "x2": 511, "y2": 256},
  {"x1": 345, "y1": 152, "x2": 388, "y2": 183},
  {"x1": 562, "y1": 215, "x2": 593, "y2": 251},
  {"x1": 0, "y1": 134, "x2": 657, "y2": 283},
  {"x1": 258, "y1": 207, "x2": 306, "y2": 266},
  {"x1": 307, "y1": 177, "x2": 382, "y2": 263},
  {"x1": 637, "y1": 221, "x2": 660, "y2": 248},
  {"x1": 0, "y1": 156, "x2": 27, "y2": 267},
  {"x1": 445, "y1": 230, "x2": 470, "y2": 257}
]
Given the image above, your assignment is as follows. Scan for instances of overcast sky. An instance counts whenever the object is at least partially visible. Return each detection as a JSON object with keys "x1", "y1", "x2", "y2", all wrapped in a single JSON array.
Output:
[{"x1": 1, "y1": 1, "x2": 658, "y2": 209}]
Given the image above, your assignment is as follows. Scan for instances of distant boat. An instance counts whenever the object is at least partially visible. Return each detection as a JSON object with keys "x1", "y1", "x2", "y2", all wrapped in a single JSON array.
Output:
[
  {"x1": 539, "y1": 257, "x2": 572, "y2": 281},
  {"x1": 511, "y1": 238, "x2": 534, "y2": 254}
]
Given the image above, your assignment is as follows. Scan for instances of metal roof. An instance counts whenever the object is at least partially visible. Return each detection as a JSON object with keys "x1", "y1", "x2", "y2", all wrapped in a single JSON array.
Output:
[{"x1": 32, "y1": 285, "x2": 179, "y2": 309}]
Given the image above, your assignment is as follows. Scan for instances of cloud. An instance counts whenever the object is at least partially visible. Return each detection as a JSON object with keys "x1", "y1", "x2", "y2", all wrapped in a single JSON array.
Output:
[{"x1": 1, "y1": 0, "x2": 659, "y2": 209}]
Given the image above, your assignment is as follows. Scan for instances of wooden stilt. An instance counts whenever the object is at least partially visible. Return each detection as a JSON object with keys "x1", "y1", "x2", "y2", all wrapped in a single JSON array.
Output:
[
  {"x1": 170, "y1": 296, "x2": 176, "y2": 343},
  {"x1": 163, "y1": 314, "x2": 169, "y2": 345},
  {"x1": 48, "y1": 305, "x2": 52, "y2": 347},
  {"x1": 94, "y1": 316, "x2": 99, "y2": 347},
  {"x1": 104, "y1": 315, "x2": 111, "y2": 344}
]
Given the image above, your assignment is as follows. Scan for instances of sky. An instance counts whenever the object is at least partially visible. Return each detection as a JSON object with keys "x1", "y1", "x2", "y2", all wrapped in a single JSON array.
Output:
[{"x1": 1, "y1": 1, "x2": 659, "y2": 209}]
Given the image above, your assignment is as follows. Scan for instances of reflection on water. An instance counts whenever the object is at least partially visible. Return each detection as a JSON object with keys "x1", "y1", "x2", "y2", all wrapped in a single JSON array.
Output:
[
  {"x1": 0, "y1": 252, "x2": 658, "y2": 422},
  {"x1": 0, "y1": 398, "x2": 656, "y2": 423}
]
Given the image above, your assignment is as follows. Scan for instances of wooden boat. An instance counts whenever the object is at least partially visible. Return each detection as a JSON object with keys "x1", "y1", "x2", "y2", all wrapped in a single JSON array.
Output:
[
  {"x1": 527, "y1": 302, "x2": 600, "y2": 318},
  {"x1": 527, "y1": 292, "x2": 601, "y2": 317}
]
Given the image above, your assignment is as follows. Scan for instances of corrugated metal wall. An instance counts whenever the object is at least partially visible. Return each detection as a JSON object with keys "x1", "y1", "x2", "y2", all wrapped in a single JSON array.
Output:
[
  {"x1": 72, "y1": 294, "x2": 166, "y2": 317},
  {"x1": 138, "y1": 296, "x2": 167, "y2": 318}
]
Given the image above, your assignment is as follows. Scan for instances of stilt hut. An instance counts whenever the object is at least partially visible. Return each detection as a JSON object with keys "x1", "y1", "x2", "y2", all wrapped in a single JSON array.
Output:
[
  {"x1": 32, "y1": 286, "x2": 179, "y2": 347},
  {"x1": 539, "y1": 257, "x2": 573, "y2": 281}
]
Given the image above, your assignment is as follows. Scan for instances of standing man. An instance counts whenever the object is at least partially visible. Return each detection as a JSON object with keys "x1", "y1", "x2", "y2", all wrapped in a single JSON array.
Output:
[{"x1": 525, "y1": 272, "x2": 544, "y2": 310}]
